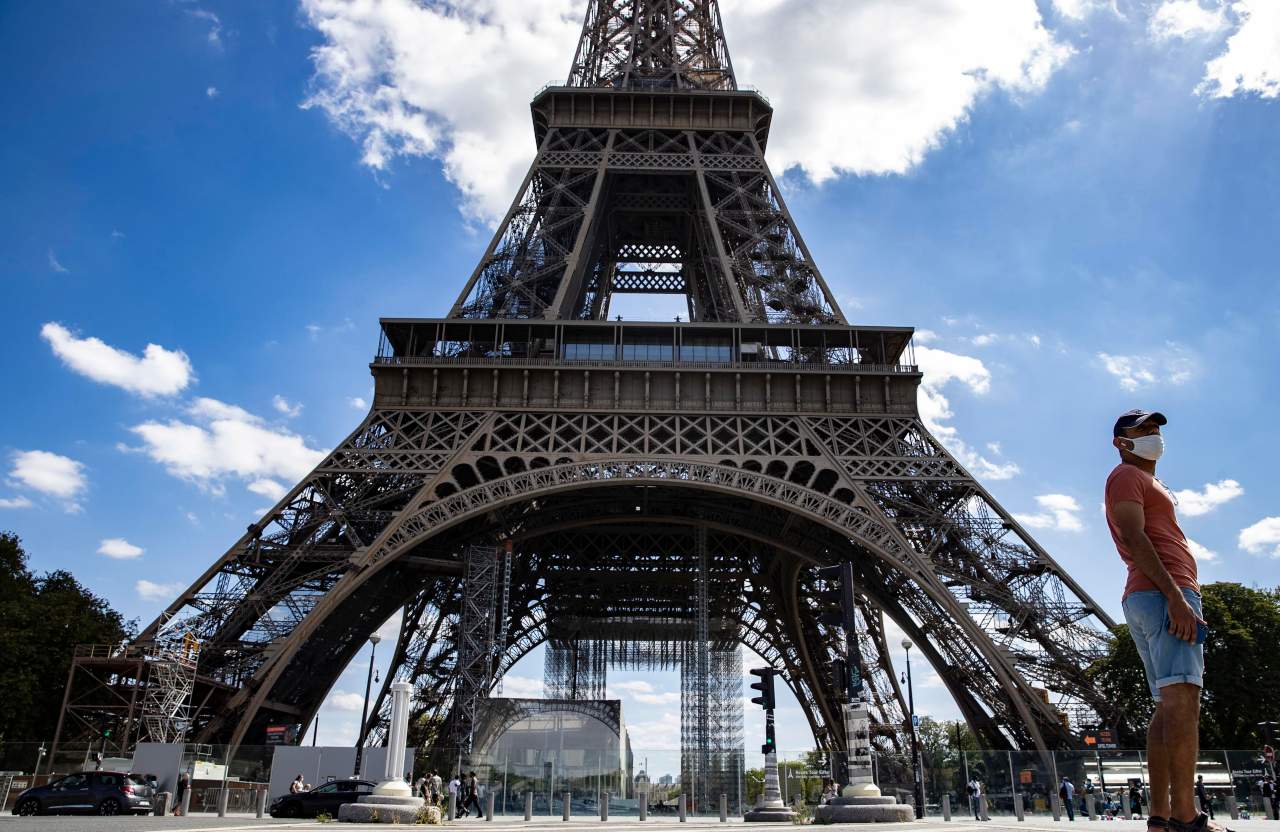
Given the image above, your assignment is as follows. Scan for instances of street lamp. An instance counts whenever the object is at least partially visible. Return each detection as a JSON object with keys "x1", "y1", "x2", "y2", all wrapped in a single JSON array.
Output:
[
  {"x1": 354, "y1": 633, "x2": 382, "y2": 776},
  {"x1": 901, "y1": 638, "x2": 924, "y2": 819}
]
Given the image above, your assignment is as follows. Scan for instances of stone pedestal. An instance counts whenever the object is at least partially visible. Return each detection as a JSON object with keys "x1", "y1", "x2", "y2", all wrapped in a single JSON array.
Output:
[
  {"x1": 340, "y1": 681, "x2": 424, "y2": 824},
  {"x1": 814, "y1": 795, "x2": 916, "y2": 824},
  {"x1": 744, "y1": 750, "x2": 795, "y2": 823}
]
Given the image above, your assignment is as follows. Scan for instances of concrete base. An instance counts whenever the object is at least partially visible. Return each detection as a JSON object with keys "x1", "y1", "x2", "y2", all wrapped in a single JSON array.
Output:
[
  {"x1": 814, "y1": 795, "x2": 916, "y2": 824},
  {"x1": 744, "y1": 805, "x2": 798, "y2": 823},
  {"x1": 844, "y1": 781, "x2": 884, "y2": 798},
  {"x1": 338, "y1": 793, "x2": 426, "y2": 824}
]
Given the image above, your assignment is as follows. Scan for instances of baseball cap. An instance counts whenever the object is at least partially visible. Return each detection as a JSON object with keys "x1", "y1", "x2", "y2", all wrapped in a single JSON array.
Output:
[{"x1": 1113, "y1": 408, "x2": 1167, "y2": 436}]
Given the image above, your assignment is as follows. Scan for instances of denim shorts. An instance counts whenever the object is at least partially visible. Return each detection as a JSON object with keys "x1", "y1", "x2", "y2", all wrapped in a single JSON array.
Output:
[{"x1": 1122, "y1": 588, "x2": 1204, "y2": 700}]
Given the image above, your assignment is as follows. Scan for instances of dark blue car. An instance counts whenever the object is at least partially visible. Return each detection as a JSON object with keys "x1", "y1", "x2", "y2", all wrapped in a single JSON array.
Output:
[
  {"x1": 12, "y1": 771, "x2": 154, "y2": 816},
  {"x1": 269, "y1": 779, "x2": 377, "y2": 818}
]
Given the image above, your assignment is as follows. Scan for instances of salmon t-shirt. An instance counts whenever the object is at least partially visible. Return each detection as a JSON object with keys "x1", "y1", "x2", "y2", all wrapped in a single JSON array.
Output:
[{"x1": 1104, "y1": 463, "x2": 1199, "y2": 599}]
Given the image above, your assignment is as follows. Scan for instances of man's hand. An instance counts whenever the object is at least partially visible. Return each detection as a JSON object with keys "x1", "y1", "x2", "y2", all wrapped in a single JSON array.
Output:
[{"x1": 1165, "y1": 592, "x2": 1203, "y2": 643}]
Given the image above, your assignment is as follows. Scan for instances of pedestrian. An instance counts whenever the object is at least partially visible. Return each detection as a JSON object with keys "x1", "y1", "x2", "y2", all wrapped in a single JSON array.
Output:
[
  {"x1": 174, "y1": 772, "x2": 189, "y2": 816},
  {"x1": 431, "y1": 769, "x2": 443, "y2": 806},
  {"x1": 461, "y1": 771, "x2": 483, "y2": 819},
  {"x1": 448, "y1": 774, "x2": 461, "y2": 817},
  {"x1": 1085, "y1": 777, "x2": 1095, "y2": 816},
  {"x1": 290, "y1": 774, "x2": 305, "y2": 794},
  {"x1": 1264, "y1": 776, "x2": 1278, "y2": 820},
  {"x1": 968, "y1": 777, "x2": 983, "y2": 820},
  {"x1": 821, "y1": 780, "x2": 837, "y2": 805},
  {"x1": 1105, "y1": 409, "x2": 1227, "y2": 832},
  {"x1": 1195, "y1": 776, "x2": 1213, "y2": 819},
  {"x1": 1061, "y1": 777, "x2": 1076, "y2": 822},
  {"x1": 415, "y1": 774, "x2": 427, "y2": 800},
  {"x1": 1130, "y1": 783, "x2": 1145, "y2": 819}
]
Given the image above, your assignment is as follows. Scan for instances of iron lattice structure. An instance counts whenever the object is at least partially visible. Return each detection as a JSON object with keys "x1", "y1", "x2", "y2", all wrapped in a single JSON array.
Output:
[{"x1": 90, "y1": 0, "x2": 1120, "y2": 779}]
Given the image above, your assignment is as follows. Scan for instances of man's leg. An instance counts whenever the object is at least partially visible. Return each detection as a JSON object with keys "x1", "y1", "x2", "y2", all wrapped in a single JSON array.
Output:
[
  {"x1": 1160, "y1": 683, "x2": 1200, "y2": 823},
  {"x1": 1147, "y1": 705, "x2": 1172, "y2": 819}
]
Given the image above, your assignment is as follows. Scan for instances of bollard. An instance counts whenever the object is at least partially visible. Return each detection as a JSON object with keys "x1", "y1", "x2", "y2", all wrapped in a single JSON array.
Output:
[
  {"x1": 720, "y1": 793, "x2": 728, "y2": 822},
  {"x1": 1264, "y1": 797, "x2": 1275, "y2": 819},
  {"x1": 180, "y1": 786, "x2": 192, "y2": 817},
  {"x1": 1051, "y1": 792, "x2": 1062, "y2": 822},
  {"x1": 679, "y1": 794, "x2": 687, "y2": 823},
  {"x1": 256, "y1": 787, "x2": 268, "y2": 818},
  {"x1": 601, "y1": 791, "x2": 609, "y2": 821},
  {"x1": 153, "y1": 792, "x2": 171, "y2": 816},
  {"x1": 525, "y1": 791, "x2": 534, "y2": 821},
  {"x1": 1086, "y1": 794, "x2": 1096, "y2": 821},
  {"x1": 639, "y1": 792, "x2": 648, "y2": 821},
  {"x1": 1226, "y1": 795, "x2": 1238, "y2": 820},
  {"x1": 216, "y1": 787, "x2": 229, "y2": 818},
  {"x1": 1015, "y1": 793, "x2": 1025, "y2": 822},
  {"x1": 943, "y1": 794, "x2": 952, "y2": 821},
  {"x1": 449, "y1": 792, "x2": 457, "y2": 821},
  {"x1": 980, "y1": 794, "x2": 990, "y2": 821},
  {"x1": 563, "y1": 791, "x2": 571, "y2": 822},
  {"x1": 1122, "y1": 793, "x2": 1131, "y2": 818},
  {"x1": 1196, "y1": 795, "x2": 1204, "y2": 815},
  {"x1": 486, "y1": 791, "x2": 495, "y2": 821}
]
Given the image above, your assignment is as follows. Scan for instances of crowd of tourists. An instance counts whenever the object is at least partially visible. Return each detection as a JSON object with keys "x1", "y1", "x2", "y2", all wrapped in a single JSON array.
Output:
[{"x1": 413, "y1": 769, "x2": 484, "y2": 819}]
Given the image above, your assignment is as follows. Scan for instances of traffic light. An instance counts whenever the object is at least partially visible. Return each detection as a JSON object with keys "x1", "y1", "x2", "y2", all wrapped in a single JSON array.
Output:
[
  {"x1": 749, "y1": 667, "x2": 776, "y2": 711},
  {"x1": 816, "y1": 562, "x2": 856, "y2": 632}
]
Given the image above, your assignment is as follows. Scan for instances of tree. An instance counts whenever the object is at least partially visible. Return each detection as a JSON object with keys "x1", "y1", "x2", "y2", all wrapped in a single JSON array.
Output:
[
  {"x1": 0, "y1": 532, "x2": 134, "y2": 742},
  {"x1": 1086, "y1": 582, "x2": 1280, "y2": 748}
]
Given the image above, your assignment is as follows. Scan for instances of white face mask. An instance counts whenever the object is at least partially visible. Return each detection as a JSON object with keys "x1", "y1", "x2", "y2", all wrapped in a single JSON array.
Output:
[{"x1": 1125, "y1": 433, "x2": 1164, "y2": 461}]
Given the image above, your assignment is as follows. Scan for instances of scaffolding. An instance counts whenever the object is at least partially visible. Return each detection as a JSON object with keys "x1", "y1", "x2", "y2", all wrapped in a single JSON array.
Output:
[
  {"x1": 140, "y1": 631, "x2": 201, "y2": 744},
  {"x1": 449, "y1": 544, "x2": 499, "y2": 758}
]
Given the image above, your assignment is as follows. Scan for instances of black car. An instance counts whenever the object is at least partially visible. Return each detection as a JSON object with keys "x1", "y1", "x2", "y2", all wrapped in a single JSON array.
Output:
[
  {"x1": 12, "y1": 771, "x2": 154, "y2": 816},
  {"x1": 269, "y1": 779, "x2": 377, "y2": 818}
]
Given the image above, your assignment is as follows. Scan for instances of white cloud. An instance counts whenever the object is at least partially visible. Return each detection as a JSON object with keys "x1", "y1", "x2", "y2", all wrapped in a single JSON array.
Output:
[
  {"x1": 328, "y1": 691, "x2": 366, "y2": 712},
  {"x1": 9, "y1": 450, "x2": 87, "y2": 511},
  {"x1": 98, "y1": 538, "x2": 144, "y2": 559},
  {"x1": 634, "y1": 692, "x2": 682, "y2": 705},
  {"x1": 47, "y1": 249, "x2": 69, "y2": 273},
  {"x1": 609, "y1": 680, "x2": 655, "y2": 695},
  {"x1": 301, "y1": 0, "x2": 1072, "y2": 225},
  {"x1": 496, "y1": 674, "x2": 545, "y2": 698},
  {"x1": 0, "y1": 496, "x2": 34, "y2": 509},
  {"x1": 127, "y1": 397, "x2": 327, "y2": 494},
  {"x1": 247, "y1": 479, "x2": 288, "y2": 502},
  {"x1": 349, "y1": 396, "x2": 368, "y2": 410},
  {"x1": 187, "y1": 7, "x2": 223, "y2": 47},
  {"x1": 1197, "y1": 1, "x2": 1280, "y2": 98},
  {"x1": 304, "y1": 319, "x2": 357, "y2": 341},
  {"x1": 136, "y1": 579, "x2": 184, "y2": 601},
  {"x1": 915, "y1": 346, "x2": 1020, "y2": 480},
  {"x1": 206, "y1": 85, "x2": 220, "y2": 98},
  {"x1": 1096, "y1": 344, "x2": 1199, "y2": 391},
  {"x1": 1051, "y1": 0, "x2": 1117, "y2": 20},
  {"x1": 913, "y1": 329, "x2": 938, "y2": 345},
  {"x1": 1187, "y1": 538, "x2": 1219, "y2": 563},
  {"x1": 970, "y1": 333, "x2": 1000, "y2": 346},
  {"x1": 1238, "y1": 516, "x2": 1280, "y2": 557},
  {"x1": 1015, "y1": 493, "x2": 1084, "y2": 532},
  {"x1": 1173, "y1": 478, "x2": 1244, "y2": 516},
  {"x1": 1150, "y1": 0, "x2": 1229, "y2": 41},
  {"x1": 272, "y1": 394, "x2": 303, "y2": 418},
  {"x1": 41, "y1": 322, "x2": 194, "y2": 397}
]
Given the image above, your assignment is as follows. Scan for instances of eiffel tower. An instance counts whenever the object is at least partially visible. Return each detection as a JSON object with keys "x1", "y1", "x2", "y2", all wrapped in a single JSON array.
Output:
[{"x1": 107, "y1": 0, "x2": 1115, "y2": 788}]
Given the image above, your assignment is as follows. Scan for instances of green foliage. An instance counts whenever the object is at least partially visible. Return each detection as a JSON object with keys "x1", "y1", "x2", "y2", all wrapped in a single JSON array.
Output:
[
  {"x1": 314, "y1": 810, "x2": 333, "y2": 823},
  {"x1": 1086, "y1": 582, "x2": 1280, "y2": 747},
  {"x1": 0, "y1": 532, "x2": 134, "y2": 742}
]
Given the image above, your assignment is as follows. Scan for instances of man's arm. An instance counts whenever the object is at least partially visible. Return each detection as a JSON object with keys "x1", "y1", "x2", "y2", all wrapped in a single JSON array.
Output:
[{"x1": 1111, "y1": 499, "x2": 1202, "y2": 642}]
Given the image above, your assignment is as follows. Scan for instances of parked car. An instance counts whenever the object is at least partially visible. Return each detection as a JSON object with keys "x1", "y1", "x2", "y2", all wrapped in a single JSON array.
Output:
[
  {"x1": 12, "y1": 771, "x2": 154, "y2": 816},
  {"x1": 269, "y1": 779, "x2": 377, "y2": 818}
]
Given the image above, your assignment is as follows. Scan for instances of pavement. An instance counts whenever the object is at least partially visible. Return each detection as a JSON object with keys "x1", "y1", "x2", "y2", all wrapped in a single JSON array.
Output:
[{"x1": 0, "y1": 816, "x2": 1275, "y2": 831}]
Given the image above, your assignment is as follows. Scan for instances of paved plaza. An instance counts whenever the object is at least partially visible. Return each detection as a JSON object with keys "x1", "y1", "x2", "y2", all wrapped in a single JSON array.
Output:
[{"x1": 1, "y1": 816, "x2": 1276, "y2": 832}]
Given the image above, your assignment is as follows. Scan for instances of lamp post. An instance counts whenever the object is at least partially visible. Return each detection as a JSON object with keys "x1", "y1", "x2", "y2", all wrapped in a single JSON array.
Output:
[
  {"x1": 901, "y1": 638, "x2": 924, "y2": 819},
  {"x1": 1260, "y1": 721, "x2": 1278, "y2": 778},
  {"x1": 354, "y1": 633, "x2": 382, "y2": 776}
]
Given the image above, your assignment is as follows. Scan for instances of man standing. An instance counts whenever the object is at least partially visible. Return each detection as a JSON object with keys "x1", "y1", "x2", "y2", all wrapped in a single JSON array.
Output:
[
  {"x1": 1061, "y1": 777, "x2": 1076, "y2": 821},
  {"x1": 968, "y1": 777, "x2": 982, "y2": 820},
  {"x1": 1195, "y1": 775, "x2": 1213, "y2": 819},
  {"x1": 1105, "y1": 409, "x2": 1225, "y2": 832}
]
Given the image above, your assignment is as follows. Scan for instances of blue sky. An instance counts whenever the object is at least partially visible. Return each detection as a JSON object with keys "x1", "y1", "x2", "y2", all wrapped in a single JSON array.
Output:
[{"x1": 2, "y1": 0, "x2": 1278, "y2": 778}]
